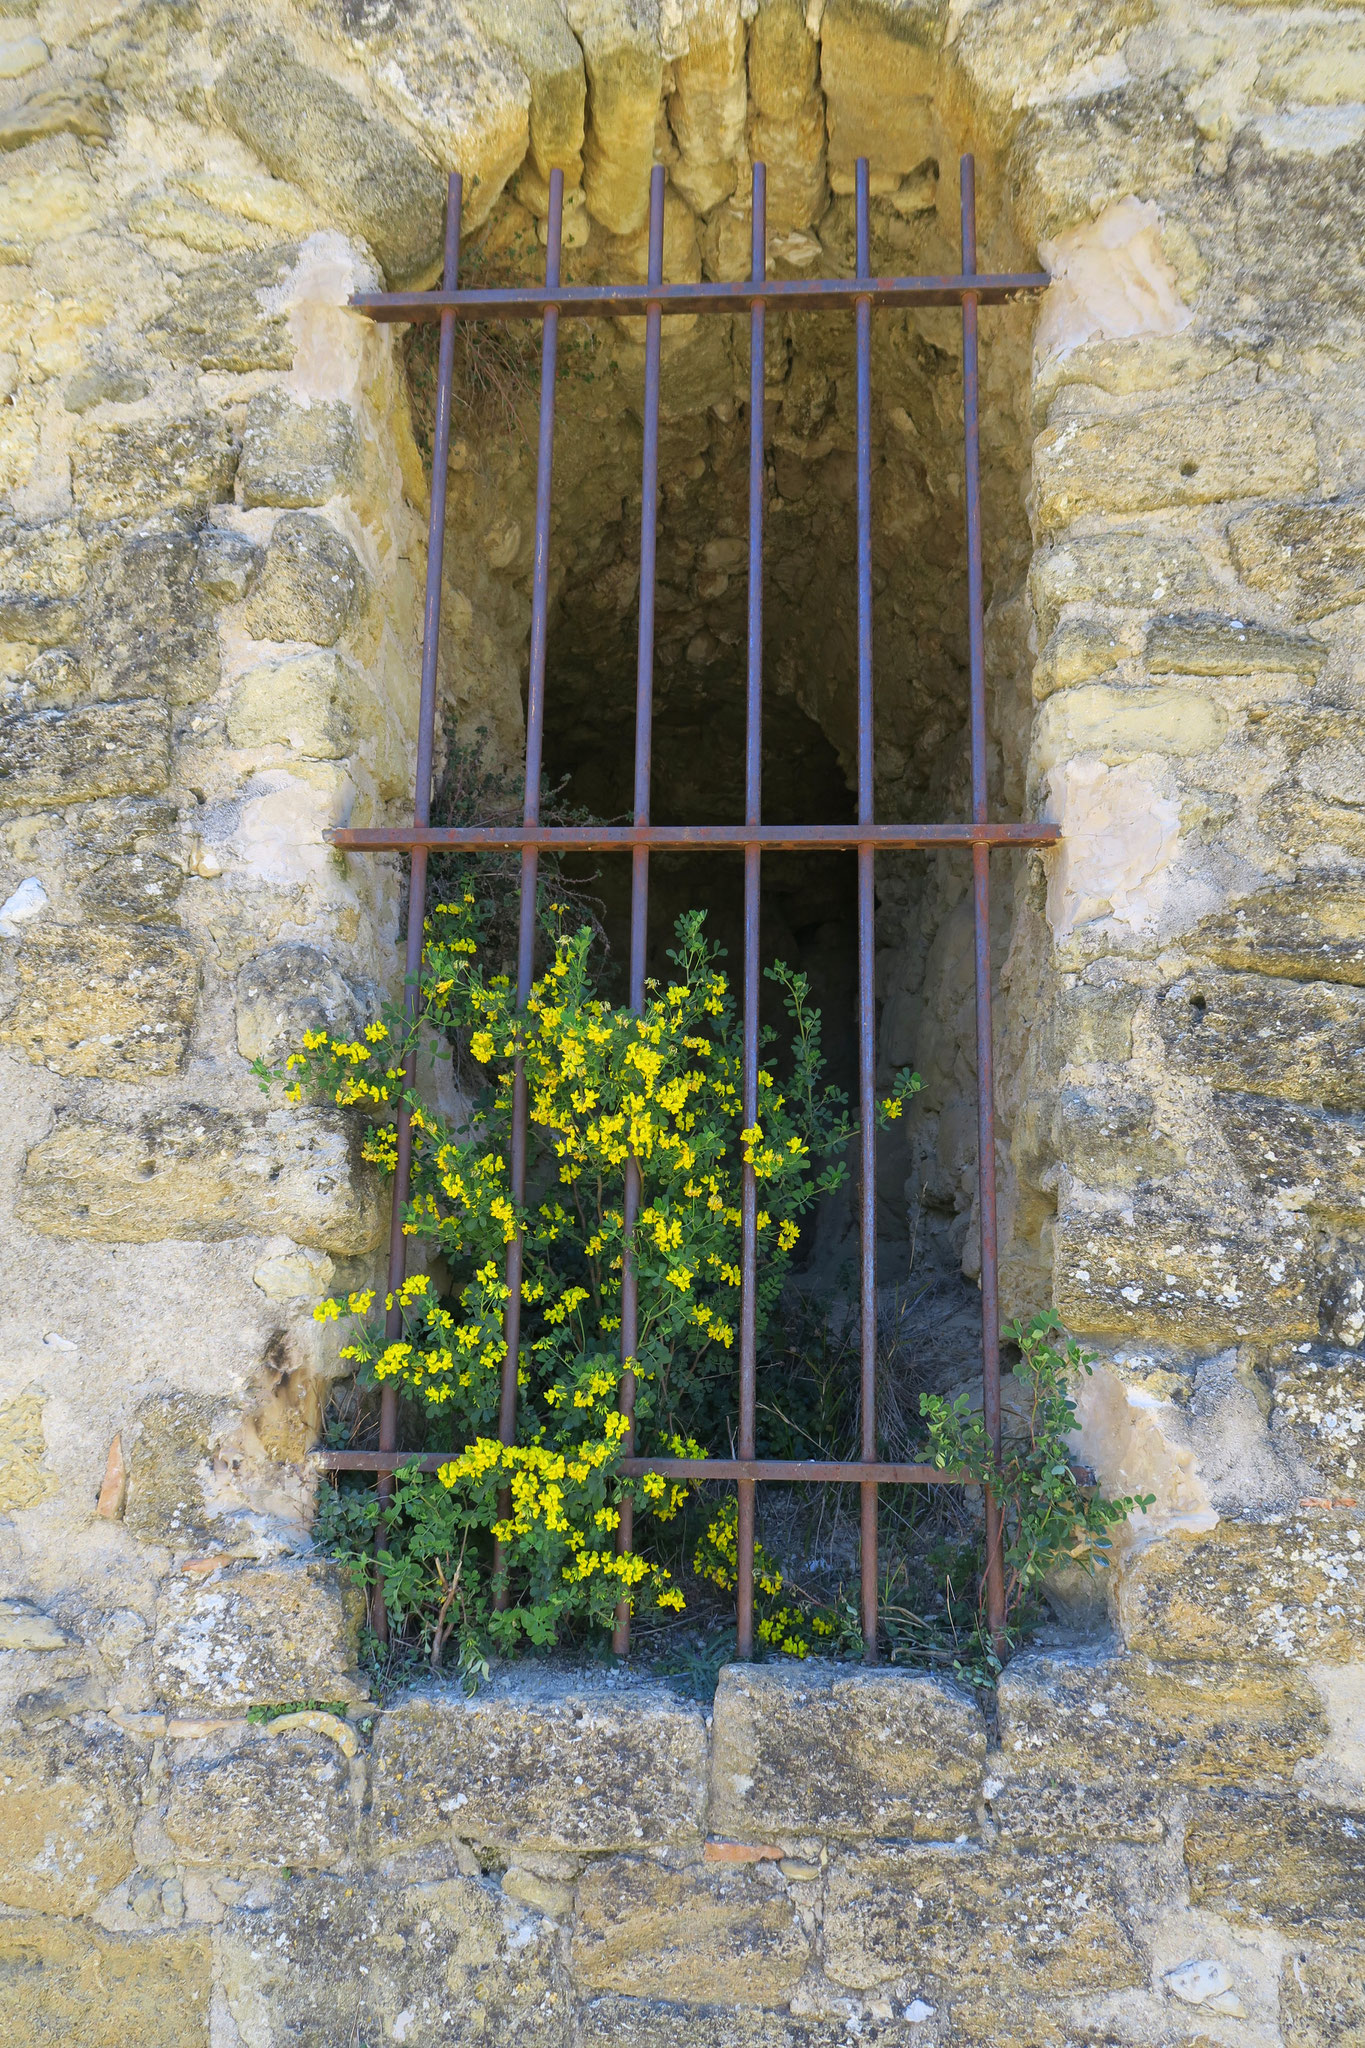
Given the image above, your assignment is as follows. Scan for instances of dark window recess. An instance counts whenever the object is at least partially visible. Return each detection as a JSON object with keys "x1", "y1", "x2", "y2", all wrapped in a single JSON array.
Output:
[{"x1": 321, "y1": 159, "x2": 1054, "y2": 1659}]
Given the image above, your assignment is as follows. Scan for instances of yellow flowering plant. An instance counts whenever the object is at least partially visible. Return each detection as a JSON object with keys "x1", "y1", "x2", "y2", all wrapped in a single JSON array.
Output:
[{"x1": 261, "y1": 900, "x2": 917, "y2": 1668}]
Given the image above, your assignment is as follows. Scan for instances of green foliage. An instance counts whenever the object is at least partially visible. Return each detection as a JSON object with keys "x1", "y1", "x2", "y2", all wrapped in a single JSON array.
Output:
[{"x1": 245, "y1": 1699, "x2": 349, "y2": 1725}]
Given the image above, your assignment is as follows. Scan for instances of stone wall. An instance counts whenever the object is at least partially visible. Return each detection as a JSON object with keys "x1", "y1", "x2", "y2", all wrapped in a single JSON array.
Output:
[{"x1": 2, "y1": 0, "x2": 1365, "y2": 2039}]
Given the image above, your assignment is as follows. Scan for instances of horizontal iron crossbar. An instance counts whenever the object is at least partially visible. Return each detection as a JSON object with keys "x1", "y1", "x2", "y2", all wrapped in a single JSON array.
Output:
[
  {"x1": 331, "y1": 822, "x2": 1058, "y2": 853},
  {"x1": 352, "y1": 273, "x2": 1050, "y2": 323},
  {"x1": 316, "y1": 1450, "x2": 971, "y2": 1485}
]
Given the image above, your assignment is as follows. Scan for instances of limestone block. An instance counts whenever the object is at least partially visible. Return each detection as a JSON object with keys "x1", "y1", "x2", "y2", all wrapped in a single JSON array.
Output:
[
  {"x1": 0, "y1": 924, "x2": 198, "y2": 1079},
  {"x1": 218, "y1": 1872, "x2": 567, "y2": 2048},
  {"x1": 1274, "y1": 1351, "x2": 1365, "y2": 1488},
  {"x1": 1229, "y1": 497, "x2": 1365, "y2": 621},
  {"x1": 1010, "y1": 85, "x2": 1199, "y2": 247},
  {"x1": 1032, "y1": 680, "x2": 1225, "y2": 777},
  {"x1": 227, "y1": 650, "x2": 357, "y2": 758},
  {"x1": 1029, "y1": 529, "x2": 1216, "y2": 639},
  {"x1": 956, "y1": 0, "x2": 1156, "y2": 126},
  {"x1": 577, "y1": 1996, "x2": 836, "y2": 2048},
  {"x1": 1185, "y1": 1794, "x2": 1365, "y2": 1930},
  {"x1": 1280, "y1": 1943, "x2": 1365, "y2": 2048},
  {"x1": 0, "y1": 1392, "x2": 57, "y2": 1512},
  {"x1": 746, "y1": 0, "x2": 828, "y2": 232},
  {"x1": 18, "y1": 1102, "x2": 388, "y2": 1253},
  {"x1": 235, "y1": 941, "x2": 364, "y2": 1065},
  {"x1": 1032, "y1": 391, "x2": 1319, "y2": 534},
  {"x1": 0, "y1": 81, "x2": 112, "y2": 153},
  {"x1": 571, "y1": 2, "x2": 664, "y2": 235},
  {"x1": 63, "y1": 364, "x2": 149, "y2": 411},
  {"x1": 150, "y1": 245, "x2": 297, "y2": 374},
  {"x1": 239, "y1": 386, "x2": 359, "y2": 509},
  {"x1": 71, "y1": 415, "x2": 238, "y2": 521},
  {"x1": 469, "y1": 0, "x2": 585, "y2": 183},
  {"x1": 1146, "y1": 610, "x2": 1324, "y2": 678},
  {"x1": 822, "y1": 1841, "x2": 1143, "y2": 1995},
  {"x1": 0, "y1": 1597, "x2": 70, "y2": 1649},
  {"x1": 1055, "y1": 973, "x2": 1137, "y2": 1063},
  {"x1": 668, "y1": 9, "x2": 747, "y2": 216},
  {"x1": 1214, "y1": 1091, "x2": 1365, "y2": 1222},
  {"x1": 0, "y1": 1919, "x2": 210, "y2": 2048},
  {"x1": 570, "y1": 1857, "x2": 811, "y2": 2004},
  {"x1": 0, "y1": 1725, "x2": 142, "y2": 1915},
  {"x1": 1116, "y1": 1513, "x2": 1365, "y2": 1665},
  {"x1": 996, "y1": 1639, "x2": 1326, "y2": 1803},
  {"x1": 709, "y1": 1661, "x2": 985, "y2": 1843},
  {"x1": 1156, "y1": 970, "x2": 1365, "y2": 1113},
  {"x1": 196, "y1": 527, "x2": 261, "y2": 603},
  {"x1": 820, "y1": 0, "x2": 940, "y2": 187},
  {"x1": 80, "y1": 852, "x2": 184, "y2": 924},
  {"x1": 1053, "y1": 1082, "x2": 1182, "y2": 1187},
  {"x1": 243, "y1": 512, "x2": 364, "y2": 646},
  {"x1": 1031, "y1": 619, "x2": 1124, "y2": 701},
  {"x1": 124, "y1": 1391, "x2": 220, "y2": 1550},
  {"x1": 0, "y1": 591, "x2": 82, "y2": 645},
  {"x1": 164, "y1": 1728, "x2": 357, "y2": 1868},
  {"x1": 0, "y1": 699, "x2": 171, "y2": 809},
  {"x1": 1272, "y1": 787, "x2": 1365, "y2": 865},
  {"x1": 369, "y1": 1671, "x2": 708, "y2": 1854},
  {"x1": 1191, "y1": 881, "x2": 1365, "y2": 988},
  {"x1": 151, "y1": 1561, "x2": 365, "y2": 1715},
  {"x1": 216, "y1": 37, "x2": 445, "y2": 287},
  {"x1": 84, "y1": 529, "x2": 220, "y2": 706}
]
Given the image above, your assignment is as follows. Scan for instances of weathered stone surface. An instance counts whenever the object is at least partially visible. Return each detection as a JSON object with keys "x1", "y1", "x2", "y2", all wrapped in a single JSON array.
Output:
[
  {"x1": 1229, "y1": 498, "x2": 1365, "y2": 621},
  {"x1": 710, "y1": 1662, "x2": 985, "y2": 1843},
  {"x1": 0, "y1": 1392, "x2": 57, "y2": 1513},
  {"x1": 0, "y1": 1725, "x2": 141, "y2": 1915},
  {"x1": 18, "y1": 1102, "x2": 387, "y2": 1253},
  {"x1": 370, "y1": 1672, "x2": 708, "y2": 1854},
  {"x1": 124, "y1": 1390, "x2": 218, "y2": 1549},
  {"x1": 1029, "y1": 529, "x2": 1217, "y2": 639},
  {"x1": 1032, "y1": 681, "x2": 1225, "y2": 776},
  {"x1": 195, "y1": 526, "x2": 260, "y2": 603},
  {"x1": 1274, "y1": 1352, "x2": 1365, "y2": 1488},
  {"x1": 1215, "y1": 1091, "x2": 1365, "y2": 1221},
  {"x1": 746, "y1": 0, "x2": 827, "y2": 232},
  {"x1": 0, "y1": 80, "x2": 112, "y2": 152},
  {"x1": 242, "y1": 511, "x2": 363, "y2": 645},
  {"x1": 1191, "y1": 881, "x2": 1365, "y2": 988},
  {"x1": 1156, "y1": 970, "x2": 1365, "y2": 1113},
  {"x1": 1010, "y1": 82, "x2": 1197, "y2": 247},
  {"x1": 1053, "y1": 1194, "x2": 1319, "y2": 1344},
  {"x1": 165, "y1": 1728, "x2": 357, "y2": 1867},
  {"x1": 820, "y1": 0, "x2": 939, "y2": 186},
  {"x1": 239, "y1": 386, "x2": 358, "y2": 509},
  {"x1": 471, "y1": 0, "x2": 584, "y2": 185},
  {"x1": 1280, "y1": 1942, "x2": 1365, "y2": 2048},
  {"x1": 1145, "y1": 610, "x2": 1325, "y2": 677},
  {"x1": 80, "y1": 851, "x2": 184, "y2": 923},
  {"x1": 0, "y1": 1597, "x2": 70, "y2": 1649},
  {"x1": 576, "y1": 1998, "x2": 866, "y2": 2048},
  {"x1": 823, "y1": 1842, "x2": 1143, "y2": 1995},
  {"x1": 573, "y1": 4, "x2": 663, "y2": 236},
  {"x1": 235, "y1": 941, "x2": 363, "y2": 1065},
  {"x1": 217, "y1": 37, "x2": 444, "y2": 287},
  {"x1": 150, "y1": 245, "x2": 296, "y2": 373},
  {"x1": 1052, "y1": 1082, "x2": 1182, "y2": 1187},
  {"x1": 152, "y1": 1561, "x2": 365, "y2": 1715},
  {"x1": 996, "y1": 1639, "x2": 1325, "y2": 1800},
  {"x1": 666, "y1": 10, "x2": 746, "y2": 216},
  {"x1": 0, "y1": 923, "x2": 198, "y2": 1078},
  {"x1": 71, "y1": 415, "x2": 238, "y2": 521},
  {"x1": 227, "y1": 650, "x2": 356, "y2": 757},
  {"x1": 0, "y1": 1919, "x2": 211, "y2": 2048},
  {"x1": 570, "y1": 1856, "x2": 811, "y2": 2005},
  {"x1": 63, "y1": 365, "x2": 149, "y2": 412},
  {"x1": 0, "y1": 592, "x2": 82, "y2": 644},
  {"x1": 84, "y1": 529, "x2": 220, "y2": 706},
  {"x1": 218, "y1": 1872, "x2": 567, "y2": 2047},
  {"x1": 1032, "y1": 391, "x2": 1318, "y2": 534},
  {"x1": 1031, "y1": 619, "x2": 1124, "y2": 701},
  {"x1": 0, "y1": 698, "x2": 171, "y2": 809},
  {"x1": 1117, "y1": 1514, "x2": 1365, "y2": 1665},
  {"x1": 1185, "y1": 1794, "x2": 1365, "y2": 1930}
]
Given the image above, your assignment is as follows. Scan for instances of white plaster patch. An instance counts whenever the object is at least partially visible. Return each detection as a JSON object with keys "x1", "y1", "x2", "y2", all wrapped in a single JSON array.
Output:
[
  {"x1": 260, "y1": 231, "x2": 384, "y2": 412},
  {"x1": 252, "y1": 1242, "x2": 335, "y2": 1301},
  {"x1": 1297, "y1": 1663, "x2": 1365, "y2": 1806},
  {"x1": 1036, "y1": 198, "x2": 1192, "y2": 365},
  {"x1": 1070, "y1": 1360, "x2": 1214, "y2": 1545},
  {"x1": 219, "y1": 769, "x2": 356, "y2": 889},
  {"x1": 0, "y1": 875, "x2": 48, "y2": 936},
  {"x1": 1042, "y1": 757, "x2": 1180, "y2": 940},
  {"x1": 1254, "y1": 106, "x2": 1365, "y2": 157}
]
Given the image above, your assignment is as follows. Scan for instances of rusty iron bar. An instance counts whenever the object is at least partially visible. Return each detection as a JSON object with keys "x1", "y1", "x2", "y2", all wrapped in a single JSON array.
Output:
[
  {"x1": 351, "y1": 274, "x2": 1048, "y2": 322},
  {"x1": 333, "y1": 155, "x2": 1050, "y2": 1661},
  {"x1": 491, "y1": 170, "x2": 566, "y2": 1608},
  {"x1": 612, "y1": 165, "x2": 667, "y2": 1657},
  {"x1": 368, "y1": 170, "x2": 463, "y2": 1643},
  {"x1": 331, "y1": 822, "x2": 1058, "y2": 852},
  {"x1": 961, "y1": 155, "x2": 1009, "y2": 1658},
  {"x1": 735, "y1": 161, "x2": 767, "y2": 1660}
]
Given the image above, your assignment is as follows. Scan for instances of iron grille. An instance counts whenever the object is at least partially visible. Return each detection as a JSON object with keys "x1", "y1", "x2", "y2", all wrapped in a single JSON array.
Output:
[{"x1": 319, "y1": 156, "x2": 1054, "y2": 1660}]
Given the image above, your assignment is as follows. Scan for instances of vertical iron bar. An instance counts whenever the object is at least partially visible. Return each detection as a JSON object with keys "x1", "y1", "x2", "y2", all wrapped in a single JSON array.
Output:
[
  {"x1": 854, "y1": 157, "x2": 879, "y2": 1664},
  {"x1": 735, "y1": 162, "x2": 767, "y2": 1660},
  {"x1": 613, "y1": 164, "x2": 666, "y2": 1656},
  {"x1": 960, "y1": 154, "x2": 1007, "y2": 1656},
  {"x1": 493, "y1": 172, "x2": 565, "y2": 1602},
  {"x1": 373, "y1": 173, "x2": 463, "y2": 1640}
]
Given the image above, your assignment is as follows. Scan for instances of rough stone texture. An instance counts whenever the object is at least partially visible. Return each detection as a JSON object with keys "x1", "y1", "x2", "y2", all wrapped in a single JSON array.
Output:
[
  {"x1": 1229, "y1": 497, "x2": 1365, "y2": 620},
  {"x1": 0, "y1": 1725, "x2": 141, "y2": 1915},
  {"x1": 0, "y1": 699, "x2": 171, "y2": 809},
  {"x1": 84, "y1": 530, "x2": 220, "y2": 707},
  {"x1": 710, "y1": 1662, "x2": 985, "y2": 1842},
  {"x1": 1280, "y1": 1943, "x2": 1365, "y2": 2048},
  {"x1": 242, "y1": 511, "x2": 364, "y2": 646},
  {"x1": 1156, "y1": 971, "x2": 1365, "y2": 1112},
  {"x1": 234, "y1": 941, "x2": 364, "y2": 1064},
  {"x1": 1029, "y1": 529, "x2": 1217, "y2": 639},
  {"x1": 1117, "y1": 1514, "x2": 1365, "y2": 1665},
  {"x1": 216, "y1": 37, "x2": 445, "y2": 286},
  {"x1": 164, "y1": 1729, "x2": 357, "y2": 1868},
  {"x1": 1214, "y1": 1091, "x2": 1365, "y2": 1221},
  {"x1": 0, "y1": 1919, "x2": 211, "y2": 2048},
  {"x1": 0, "y1": 1392, "x2": 58, "y2": 1512},
  {"x1": 1185, "y1": 1795, "x2": 1365, "y2": 1931},
  {"x1": 150, "y1": 245, "x2": 298, "y2": 374},
  {"x1": 1145, "y1": 609, "x2": 1325, "y2": 678},
  {"x1": 238, "y1": 386, "x2": 358, "y2": 508},
  {"x1": 1192, "y1": 880, "x2": 1365, "y2": 988},
  {"x1": 123, "y1": 1390, "x2": 219, "y2": 1550},
  {"x1": 370, "y1": 1672, "x2": 708, "y2": 1853},
  {"x1": 70, "y1": 415, "x2": 238, "y2": 521},
  {"x1": 227, "y1": 650, "x2": 357, "y2": 757},
  {"x1": 1274, "y1": 1351, "x2": 1365, "y2": 1486},
  {"x1": 571, "y1": 1857, "x2": 812, "y2": 2005},
  {"x1": 0, "y1": 924, "x2": 199, "y2": 1078},
  {"x1": 151, "y1": 1562, "x2": 366, "y2": 1715},
  {"x1": 17, "y1": 1103, "x2": 387, "y2": 1252}
]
